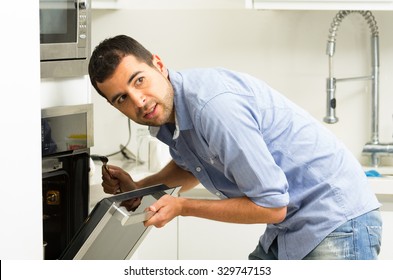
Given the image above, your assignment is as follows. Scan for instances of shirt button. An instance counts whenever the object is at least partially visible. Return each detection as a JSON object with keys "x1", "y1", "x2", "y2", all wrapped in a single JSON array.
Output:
[
  {"x1": 195, "y1": 166, "x2": 202, "y2": 172},
  {"x1": 215, "y1": 192, "x2": 221, "y2": 196}
]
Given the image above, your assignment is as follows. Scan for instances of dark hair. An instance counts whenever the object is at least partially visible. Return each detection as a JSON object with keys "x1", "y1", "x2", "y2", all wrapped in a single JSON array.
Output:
[{"x1": 88, "y1": 35, "x2": 154, "y2": 97}]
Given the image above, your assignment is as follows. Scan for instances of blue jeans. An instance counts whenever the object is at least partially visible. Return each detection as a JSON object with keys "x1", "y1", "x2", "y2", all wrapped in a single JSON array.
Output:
[{"x1": 249, "y1": 209, "x2": 382, "y2": 260}]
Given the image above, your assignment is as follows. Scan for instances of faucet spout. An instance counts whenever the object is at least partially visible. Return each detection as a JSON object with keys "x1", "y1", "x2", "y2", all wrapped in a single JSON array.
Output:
[{"x1": 323, "y1": 10, "x2": 387, "y2": 166}]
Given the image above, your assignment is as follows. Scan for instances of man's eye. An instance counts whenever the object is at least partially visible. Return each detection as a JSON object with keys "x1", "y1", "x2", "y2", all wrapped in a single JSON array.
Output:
[
  {"x1": 136, "y1": 77, "x2": 144, "y2": 85},
  {"x1": 117, "y1": 94, "x2": 127, "y2": 104}
]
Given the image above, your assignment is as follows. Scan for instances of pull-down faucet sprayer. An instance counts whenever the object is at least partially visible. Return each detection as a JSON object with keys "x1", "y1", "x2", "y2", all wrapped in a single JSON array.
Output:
[{"x1": 324, "y1": 10, "x2": 393, "y2": 167}]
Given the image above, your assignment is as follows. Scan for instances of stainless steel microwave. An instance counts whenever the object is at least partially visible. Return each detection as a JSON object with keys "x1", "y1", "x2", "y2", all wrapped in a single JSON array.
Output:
[{"x1": 40, "y1": 0, "x2": 91, "y2": 78}]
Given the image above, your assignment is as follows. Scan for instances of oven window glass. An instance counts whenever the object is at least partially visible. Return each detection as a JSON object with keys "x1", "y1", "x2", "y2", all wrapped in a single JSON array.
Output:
[
  {"x1": 40, "y1": 0, "x2": 77, "y2": 44},
  {"x1": 42, "y1": 112, "x2": 88, "y2": 155}
]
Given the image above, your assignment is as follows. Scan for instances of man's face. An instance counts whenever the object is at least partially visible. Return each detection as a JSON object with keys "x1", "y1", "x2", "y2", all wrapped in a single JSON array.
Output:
[{"x1": 97, "y1": 55, "x2": 175, "y2": 126}]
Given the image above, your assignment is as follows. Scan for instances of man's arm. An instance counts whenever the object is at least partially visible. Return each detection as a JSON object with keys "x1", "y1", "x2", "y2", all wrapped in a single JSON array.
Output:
[
  {"x1": 145, "y1": 195, "x2": 287, "y2": 228},
  {"x1": 136, "y1": 160, "x2": 200, "y2": 192}
]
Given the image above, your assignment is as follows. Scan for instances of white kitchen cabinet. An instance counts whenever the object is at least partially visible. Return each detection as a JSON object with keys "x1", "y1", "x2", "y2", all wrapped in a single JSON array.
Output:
[
  {"x1": 1, "y1": 1, "x2": 42, "y2": 260},
  {"x1": 130, "y1": 215, "x2": 264, "y2": 260},
  {"x1": 92, "y1": 0, "x2": 245, "y2": 10},
  {"x1": 91, "y1": 0, "x2": 120, "y2": 9},
  {"x1": 178, "y1": 216, "x2": 265, "y2": 260},
  {"x1": 177, "y1": 187, "x2": 265, "y2": 260},
  {"x1": 245, "y1": 0, "x2": 393, "y2": 10},
  {"x1": 368, "y1": 176, "x2": 393, "y2": 260},
  {"x1": 376, "y1": 195, "x2": 393, "y2": 260}
]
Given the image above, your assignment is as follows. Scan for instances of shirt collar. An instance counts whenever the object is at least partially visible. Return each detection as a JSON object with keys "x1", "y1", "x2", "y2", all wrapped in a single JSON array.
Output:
[
  {"x1": 172, "y1": 113, "x2": 180, "y2": 139},
  {"x1": 168, "y1": 69, "x2": 194, "y2": 132}
]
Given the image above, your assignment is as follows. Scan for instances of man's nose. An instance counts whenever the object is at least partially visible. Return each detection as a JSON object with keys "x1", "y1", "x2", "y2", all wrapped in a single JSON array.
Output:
[{"x1": 130, "y1": 91, "x2": 146, "y2": 108}]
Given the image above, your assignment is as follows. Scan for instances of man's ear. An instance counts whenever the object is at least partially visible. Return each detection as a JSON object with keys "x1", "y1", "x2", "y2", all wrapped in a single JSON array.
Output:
[{"x1": 152, "y1": 54, "x2": 168, "y2": 77}]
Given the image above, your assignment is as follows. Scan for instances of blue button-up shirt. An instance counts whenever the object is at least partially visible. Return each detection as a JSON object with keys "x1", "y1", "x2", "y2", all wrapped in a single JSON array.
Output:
[{"x1": 152, "y1": 68, "x2": 380, "y2": 259}]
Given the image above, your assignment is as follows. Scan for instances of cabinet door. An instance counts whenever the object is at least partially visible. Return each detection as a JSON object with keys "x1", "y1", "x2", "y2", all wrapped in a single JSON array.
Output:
[
  {"x1": 377, "y1": 195, "x2": 393, "y2": 260},
  {"x1": 379, "y1": 211, "x2": 393, "y2": 260},
  {"x1": 178, "y1": 216, "x2": 265, "y2": 260},
  {"x1": 246, "y1": 0, "x2": 393, "y2": 10}
]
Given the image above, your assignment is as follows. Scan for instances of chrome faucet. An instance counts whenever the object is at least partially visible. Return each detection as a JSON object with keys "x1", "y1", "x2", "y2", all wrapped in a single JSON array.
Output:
[{"x1": 323, "y1": 10, "x2": 393, "y2": 167}]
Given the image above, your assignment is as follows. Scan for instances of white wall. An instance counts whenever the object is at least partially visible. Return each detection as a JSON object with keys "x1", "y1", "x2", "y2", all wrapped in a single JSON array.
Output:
[
  {"x1": 90, "y1": 8, "x2": 393, "y2": 167},
  {"x1": 0, "y1": 1, "x2": 42, "y2": 259}
]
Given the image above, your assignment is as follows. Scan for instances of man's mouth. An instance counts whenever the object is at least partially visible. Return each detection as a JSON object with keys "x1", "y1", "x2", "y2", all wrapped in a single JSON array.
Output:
[{"x1": 143, "y1": 104, "x2": 157, "y2": 119}]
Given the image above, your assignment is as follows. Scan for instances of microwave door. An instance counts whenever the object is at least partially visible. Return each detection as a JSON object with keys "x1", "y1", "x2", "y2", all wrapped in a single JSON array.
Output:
[
  {"x1": 59, "y1": 185, "x2": 180, "y2": 260},
  {"x1": 40, "y1": 0, "x2": 78, "y2": 60}
]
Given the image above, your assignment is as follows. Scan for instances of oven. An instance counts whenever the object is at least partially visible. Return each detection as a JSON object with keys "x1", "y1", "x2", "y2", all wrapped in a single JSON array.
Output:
[{"x1": 41, "y1": 104, "x2": 93, "y2": 259}]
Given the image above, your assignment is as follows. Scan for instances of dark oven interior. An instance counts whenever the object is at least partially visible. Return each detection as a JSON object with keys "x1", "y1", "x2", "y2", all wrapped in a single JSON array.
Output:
[{"x1": 42, "y1": 153, "x2": 89, "y2": 260}]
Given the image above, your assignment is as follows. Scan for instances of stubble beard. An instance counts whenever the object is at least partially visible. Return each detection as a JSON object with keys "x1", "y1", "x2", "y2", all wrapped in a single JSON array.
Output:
[{"x1": 140, "y1": 85, "x2": 174, "y2": 127}]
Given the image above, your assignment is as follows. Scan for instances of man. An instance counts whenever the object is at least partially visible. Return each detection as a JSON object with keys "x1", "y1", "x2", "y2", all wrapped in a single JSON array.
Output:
[{"x1": 88, "y1": 35, "x2": 382, "y2": 260}]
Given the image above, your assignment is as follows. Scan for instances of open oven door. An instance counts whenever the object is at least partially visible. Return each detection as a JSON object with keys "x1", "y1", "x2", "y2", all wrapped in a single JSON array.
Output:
[{"x1": 59, "y1": 184, "x2": 180, "y2": 260}]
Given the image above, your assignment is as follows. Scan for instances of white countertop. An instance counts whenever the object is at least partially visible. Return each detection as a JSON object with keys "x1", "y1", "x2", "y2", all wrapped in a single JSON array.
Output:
[
  {"x1": 367, "y1": 177, "x2": 393, "y2": 195},
  {"x1": 89, "y1": 157, "x2": 393, "y2": 211},
  {"x1": 363, "y1": 166, "x2": 393, "y2": 195}
]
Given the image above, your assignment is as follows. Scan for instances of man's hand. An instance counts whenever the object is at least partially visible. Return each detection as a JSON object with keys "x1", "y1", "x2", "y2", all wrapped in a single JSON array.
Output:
[
  {"x1": 120, "y1": 197, "x2": 142, "y2": 212},
  {"x1": 144, "y1": 195, "x2": 183, "y2": 228},
  {"x1": 101, "y1": 165, "x2": 137, "y2": 194}
]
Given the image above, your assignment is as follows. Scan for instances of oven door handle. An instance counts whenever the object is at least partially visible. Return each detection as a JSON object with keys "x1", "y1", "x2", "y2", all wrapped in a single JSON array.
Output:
[{"x1": 112, "y1": 205, "x2": 156, "y2": 226}]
